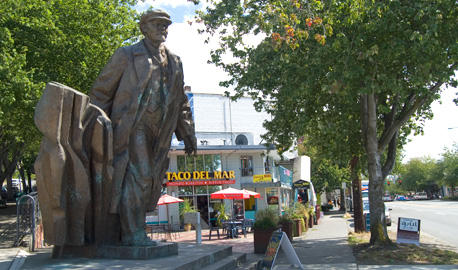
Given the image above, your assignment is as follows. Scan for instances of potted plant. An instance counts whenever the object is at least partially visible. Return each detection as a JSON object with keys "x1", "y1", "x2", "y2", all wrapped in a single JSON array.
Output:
[
  {"x1": 308, "y1": 207, "x2": 316, "y2": 228},
  {"x1": 215, "y1": 203, "x2": 229, "y2": 227},
  {"x1": 278, "y1": 207, "x2": 294, "y2": 242},
  {"x1": 293, "y1": 202, "x2": 310, "y2": 236},
  {"x1": 253, "y1": 208, "x2": 279, "y2": 254},
  {"x1": 179, "y1": 199, "x2": 197, "y2": 231}
]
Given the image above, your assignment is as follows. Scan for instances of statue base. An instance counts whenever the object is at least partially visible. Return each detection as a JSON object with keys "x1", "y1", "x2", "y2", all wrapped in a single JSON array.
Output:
[{"x1": 51, "y1": 242, "x2": 178, "y2": 260}]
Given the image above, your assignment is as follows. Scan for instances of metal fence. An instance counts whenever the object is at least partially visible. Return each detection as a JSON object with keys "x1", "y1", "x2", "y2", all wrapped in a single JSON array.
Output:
[{"x1": 16, "y1": 192, "x2": 40, "y2": 251}]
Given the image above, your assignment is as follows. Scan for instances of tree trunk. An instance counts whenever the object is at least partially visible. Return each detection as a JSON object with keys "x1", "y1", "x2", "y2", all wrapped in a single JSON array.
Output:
[
  {"x1": 19, "y1": 165, "x2": 27, "y2": 193},
  {"x1": 27, "y1": 169, "x2": 33, "y2": 193},
  {"x1": 350, "y1": 156, "x2": 364, "y2": 232},
  {"x1": 339, "y1": 188, "x2": 345, "y2": 212},
  {"x1": 361, "y1": 94, "x2": 391, "y2": 245}
]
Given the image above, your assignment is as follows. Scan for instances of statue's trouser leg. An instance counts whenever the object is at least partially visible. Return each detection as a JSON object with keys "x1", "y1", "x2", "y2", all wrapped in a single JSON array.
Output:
[{"x1": 119, "y1": 126, "x2": 154, "y2": 245}]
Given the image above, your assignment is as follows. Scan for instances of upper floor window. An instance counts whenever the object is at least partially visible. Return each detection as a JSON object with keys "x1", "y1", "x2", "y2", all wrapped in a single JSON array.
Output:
[
  {"x1": 264, "y1": 156, "x2": 271, "y2": 174},
  {"x1": 241, "y1": 156, "x2": 253, "y2": 176},
  {"x1": 177, "y1": 154, "x2": 222, "y2": 172}
]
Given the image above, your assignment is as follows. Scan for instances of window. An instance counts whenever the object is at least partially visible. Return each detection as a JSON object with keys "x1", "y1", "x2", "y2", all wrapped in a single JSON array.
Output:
[
  {"x1": 178, "y1": 186, "x2": 193, "y2": 196},
  {"x1": 241, "y1": 156, "x2": 253, "y2": 176},
  {"x1": 264, "y1": 156, "x2": 271, "y2": 174},
  {"x1": 208, "y1": 185, "x2": 222, "y2": 194},
  {"x1": 195, "y1": 186, "x2": 207, "y2": 195},
  {"x1": 177, "y1": 156, "x2": 186, "y2": 172},
  {"x1": 177, "y1": 154, "x2": 223, "y2": 172},
  {"x1": 213, "y1": 154, "x2": 222, "y2": 171}
]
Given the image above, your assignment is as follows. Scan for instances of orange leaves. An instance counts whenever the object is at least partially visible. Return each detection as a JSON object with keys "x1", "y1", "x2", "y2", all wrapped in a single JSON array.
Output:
[
  {"x1": 315, "y1": 34, "x2": 325, "y2": 45},
  {"x1": 272, "y1": 32, "x2": 281, "y2": 41},
  {"x1": 306, "y1": 18, "x2": 313, "y2": 27},
  {"x1": 306, "y1": 17, "x2": 323, "y2": 28},
  {"x1": 285, "y1": 25, "x2": 295, "y2": 37}
]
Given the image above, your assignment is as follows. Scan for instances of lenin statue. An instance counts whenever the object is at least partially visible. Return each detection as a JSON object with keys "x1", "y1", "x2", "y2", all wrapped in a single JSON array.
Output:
[
  {"x1": 34, "y1": 8, "x2": 196, "y2": 255},
  {"x1": 89, "y1": 9, "x2": 197, "y2": 246}
]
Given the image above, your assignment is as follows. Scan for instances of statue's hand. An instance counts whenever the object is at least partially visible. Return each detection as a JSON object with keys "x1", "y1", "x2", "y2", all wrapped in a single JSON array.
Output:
[{"x1": 184, "y1": 135, "x2": 197, "y2": 156}]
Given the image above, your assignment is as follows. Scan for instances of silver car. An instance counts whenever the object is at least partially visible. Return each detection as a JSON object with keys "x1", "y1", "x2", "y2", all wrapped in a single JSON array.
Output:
[{"x1": 363, "y1": 201, "x2": 392, "y2": 226}]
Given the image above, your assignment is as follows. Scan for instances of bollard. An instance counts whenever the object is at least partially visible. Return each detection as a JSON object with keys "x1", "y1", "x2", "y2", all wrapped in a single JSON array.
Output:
[{"x1": 196, "y1": 212, "x2": 202, "y2": 244}]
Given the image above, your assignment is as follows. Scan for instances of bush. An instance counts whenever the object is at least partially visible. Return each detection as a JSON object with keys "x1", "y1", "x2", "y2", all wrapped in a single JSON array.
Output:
[
  {"x1": 293, "y1": 202, "x2": 311, "y2": 219},
  {"x1": 279, "y1": 206, "x2": 294, "y2": 224},
  {"x1": 254, "y1": 208, "x2": 279, "y2": 229}
]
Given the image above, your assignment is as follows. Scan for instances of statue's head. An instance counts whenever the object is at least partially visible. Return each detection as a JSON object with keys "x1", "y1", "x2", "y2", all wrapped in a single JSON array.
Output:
[{"x1": 140, "y1": 9, "x2": 172, "y2": 45}]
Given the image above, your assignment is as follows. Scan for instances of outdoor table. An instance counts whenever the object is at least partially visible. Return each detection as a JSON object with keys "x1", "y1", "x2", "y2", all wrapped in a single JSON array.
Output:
[{"x1": 224, "y1": 220, "x2": 242, "y2": 238}]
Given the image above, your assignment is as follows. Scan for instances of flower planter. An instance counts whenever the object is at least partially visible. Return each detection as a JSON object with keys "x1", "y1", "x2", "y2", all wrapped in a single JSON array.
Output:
[
  {"x1": 253, "y1": 227, "x2": 277, "y2": 254},
  {"x1": 278, "y1": 222, "x2": 293, "y2": 242},
  {"x1": 293, "y1": 219, "x2": 302, "y2": 237}
]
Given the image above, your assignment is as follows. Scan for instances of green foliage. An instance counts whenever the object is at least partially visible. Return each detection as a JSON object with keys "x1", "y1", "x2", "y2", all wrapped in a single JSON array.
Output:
[
  {"x1": 215, "y1": 203, "x2": 229, "y2": 226},
  {"x1": 437, "y1": 143, "x2": 458, "y2": 196},
  {"x1": 179, "y1": 199, "x2": 197, "y2": 217},
  {"x1": 399, "y1": 156, "x2": 438, "y2": 193},
  {"x1": 292, "y1": 202, "x2": 310, "y2": 219},
  {"x1": 253, "y1": 208, "x2": 279, "y2": 229},
  {"x1": 0, "y1": 0, "x2": 140, "y2": 186},
  {"x1": 197, "y1": 0, "x2": 458, "y2": 245},
  {"x1": 279, "y1": 206, "x2": 294, "y2": 223},
  {"x1": 297, "y1": 140, "x2": 351, "y2": 194}
]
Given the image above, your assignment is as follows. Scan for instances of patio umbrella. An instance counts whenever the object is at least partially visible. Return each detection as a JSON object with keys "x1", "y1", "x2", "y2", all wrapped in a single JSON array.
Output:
[
  {"x1": 156, "y1": 194, "x2": 184, "y2": 225},
  {"x1": 211, "y1": 188, "x2": 251, "y2": 220},
  {"x1": 242, "y1": 189, "x2": 261, "y2": 198},
  {"x1": 157, "y1": 194, "x2": 184, "y2": 205},
  {"x1": 210, "y1": 187, "x2": 251, "y2": 200}
]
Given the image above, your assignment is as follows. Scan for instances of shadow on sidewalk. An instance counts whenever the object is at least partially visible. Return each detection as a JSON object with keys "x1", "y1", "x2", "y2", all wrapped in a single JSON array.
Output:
[{"x1": 0, "y1": 202, "x2": 18, "y2": 249}]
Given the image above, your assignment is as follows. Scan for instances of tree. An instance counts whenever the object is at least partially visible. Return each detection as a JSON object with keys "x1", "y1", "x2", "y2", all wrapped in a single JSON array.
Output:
[
  {"x1": 297, "y1": 139, "x2": 351, "y2": 196},
  {"x1": 437, "y1": 144, "x2": 458, "y2": 197},
  {"x1": 196, "y1": 0, "x2": 458, "y2": 246},
  {"x1": 0, "y1": 0, "x2": 141, "y2": 191},
  {"x1": 400, "y1": 157, "x2": 438, "y2": 194}
]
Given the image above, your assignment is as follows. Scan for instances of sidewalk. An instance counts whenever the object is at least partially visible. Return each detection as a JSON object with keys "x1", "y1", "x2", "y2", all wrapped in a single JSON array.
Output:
[{"x1": 1, "y1": 204, "x2": 457, "y2": 269}]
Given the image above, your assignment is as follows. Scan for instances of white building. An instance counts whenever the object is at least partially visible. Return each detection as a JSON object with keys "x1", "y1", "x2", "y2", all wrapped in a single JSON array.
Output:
[{"x1": 156, "y1": 91, "x2": 311, "y2": 229}]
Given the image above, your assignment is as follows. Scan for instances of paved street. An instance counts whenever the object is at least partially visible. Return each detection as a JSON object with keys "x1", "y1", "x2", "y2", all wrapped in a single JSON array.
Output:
[{"x1": 386, "y1": 200, "x2": 458, "y2": 251}]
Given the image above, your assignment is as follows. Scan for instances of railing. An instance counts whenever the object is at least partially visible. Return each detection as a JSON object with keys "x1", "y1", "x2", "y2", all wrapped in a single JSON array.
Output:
[{"x1": 16, "y1": 192, "x2": 40, "y2": 251}]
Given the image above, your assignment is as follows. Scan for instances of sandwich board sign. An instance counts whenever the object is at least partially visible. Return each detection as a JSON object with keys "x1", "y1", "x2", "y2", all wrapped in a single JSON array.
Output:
[
  {"x1": 396, "y1": 217, "x2": 420, "y2": 246},
  {"x1": 260, "y1": 230, "x2": 303, "y2": 270}
]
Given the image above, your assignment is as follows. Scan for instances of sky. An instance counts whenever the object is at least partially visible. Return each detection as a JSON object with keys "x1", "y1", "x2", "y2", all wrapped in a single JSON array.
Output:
[
  {"x1": 135, "y1": 1, "x2": 458, "y2": 163},
  {"x1": 135, "y1": 1, "x2": 233, "y2": 94}
]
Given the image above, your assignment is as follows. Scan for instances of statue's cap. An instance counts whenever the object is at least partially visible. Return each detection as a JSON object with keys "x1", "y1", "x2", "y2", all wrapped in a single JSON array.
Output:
[{"x1": 140, "y1": 9, "x2": 172, "y2": 26}]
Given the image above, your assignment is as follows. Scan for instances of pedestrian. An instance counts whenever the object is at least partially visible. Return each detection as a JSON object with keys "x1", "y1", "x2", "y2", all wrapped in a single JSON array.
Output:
[{"x1": 299, "y1": 189, "x2": 309, "y2": 204}]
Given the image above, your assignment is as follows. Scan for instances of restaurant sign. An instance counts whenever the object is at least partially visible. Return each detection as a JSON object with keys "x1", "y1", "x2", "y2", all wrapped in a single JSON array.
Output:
[
  {"x1": 166, "y1": 170, "x2": 235, "y2": 181},
  {"x1": 166, "y1": 170, "x2": 236, "y2": 186},
  {"x1": 253, "y1": 174, "x2": 272, "y2": 183},
  {"x1": 167, "y1": 180, "x2": 236, "y2": 186}
]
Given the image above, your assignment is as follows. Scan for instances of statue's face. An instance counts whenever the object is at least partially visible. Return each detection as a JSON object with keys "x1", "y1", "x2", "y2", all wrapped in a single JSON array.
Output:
[{"x1": 142, "y1": 19, "x2": 169, "y2": 45}]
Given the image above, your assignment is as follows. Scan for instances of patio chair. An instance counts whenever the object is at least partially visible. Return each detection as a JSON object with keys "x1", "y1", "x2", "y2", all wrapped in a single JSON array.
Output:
[
  {"x1": 238, "y1": 218, "x2": 253, "y2": 237},
  {"x1": 208, "y1": 222, "x2": 221, "y2": 240}
]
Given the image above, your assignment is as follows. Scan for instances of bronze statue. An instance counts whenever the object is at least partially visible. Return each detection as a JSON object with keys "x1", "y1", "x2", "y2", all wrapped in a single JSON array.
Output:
[
  {"x1": 34, "y1": 9, "x2": 196, "y2": 255},
  {"x1": 90, "y1": 8, "x2": 197, "y2": 246}
]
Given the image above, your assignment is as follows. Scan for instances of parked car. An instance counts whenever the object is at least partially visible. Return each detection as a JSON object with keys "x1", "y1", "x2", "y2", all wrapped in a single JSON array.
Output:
[
  {"x1": 395, "y1": 195, "x2": 412, "y2": 201},
  {"x1": 383, "y1": 194, "x2": 393, "y2": 202},
  {"x1": 363, "y1": 201, "x2": 392, "y2": 226},
  {"x1": 413, "y1": 192, "x2": 428, "y2": 200}
]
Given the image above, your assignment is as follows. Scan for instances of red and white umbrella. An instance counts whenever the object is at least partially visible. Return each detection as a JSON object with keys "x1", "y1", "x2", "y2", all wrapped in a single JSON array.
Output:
[
  {"x1": 211, "y1": 188, "x2": 260, "y2": 220},
  {"x1": 242, "y1": 189, "x2": 261, "y2": 198},
  {"x1": 157, "y1": 194, "x2": 184, "y2": 205},
  {"x1": 155, "y1": 194, "x2": 184, "y2": 227},
  {"x1": 210, "y1": 187, "x2": 250, "y2": 200}
]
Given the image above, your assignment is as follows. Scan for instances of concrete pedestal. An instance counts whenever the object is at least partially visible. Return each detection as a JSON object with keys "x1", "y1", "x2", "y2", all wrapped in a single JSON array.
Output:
[{"x1": 51, "y1": 242, "x2": 178, "y2": 260}]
